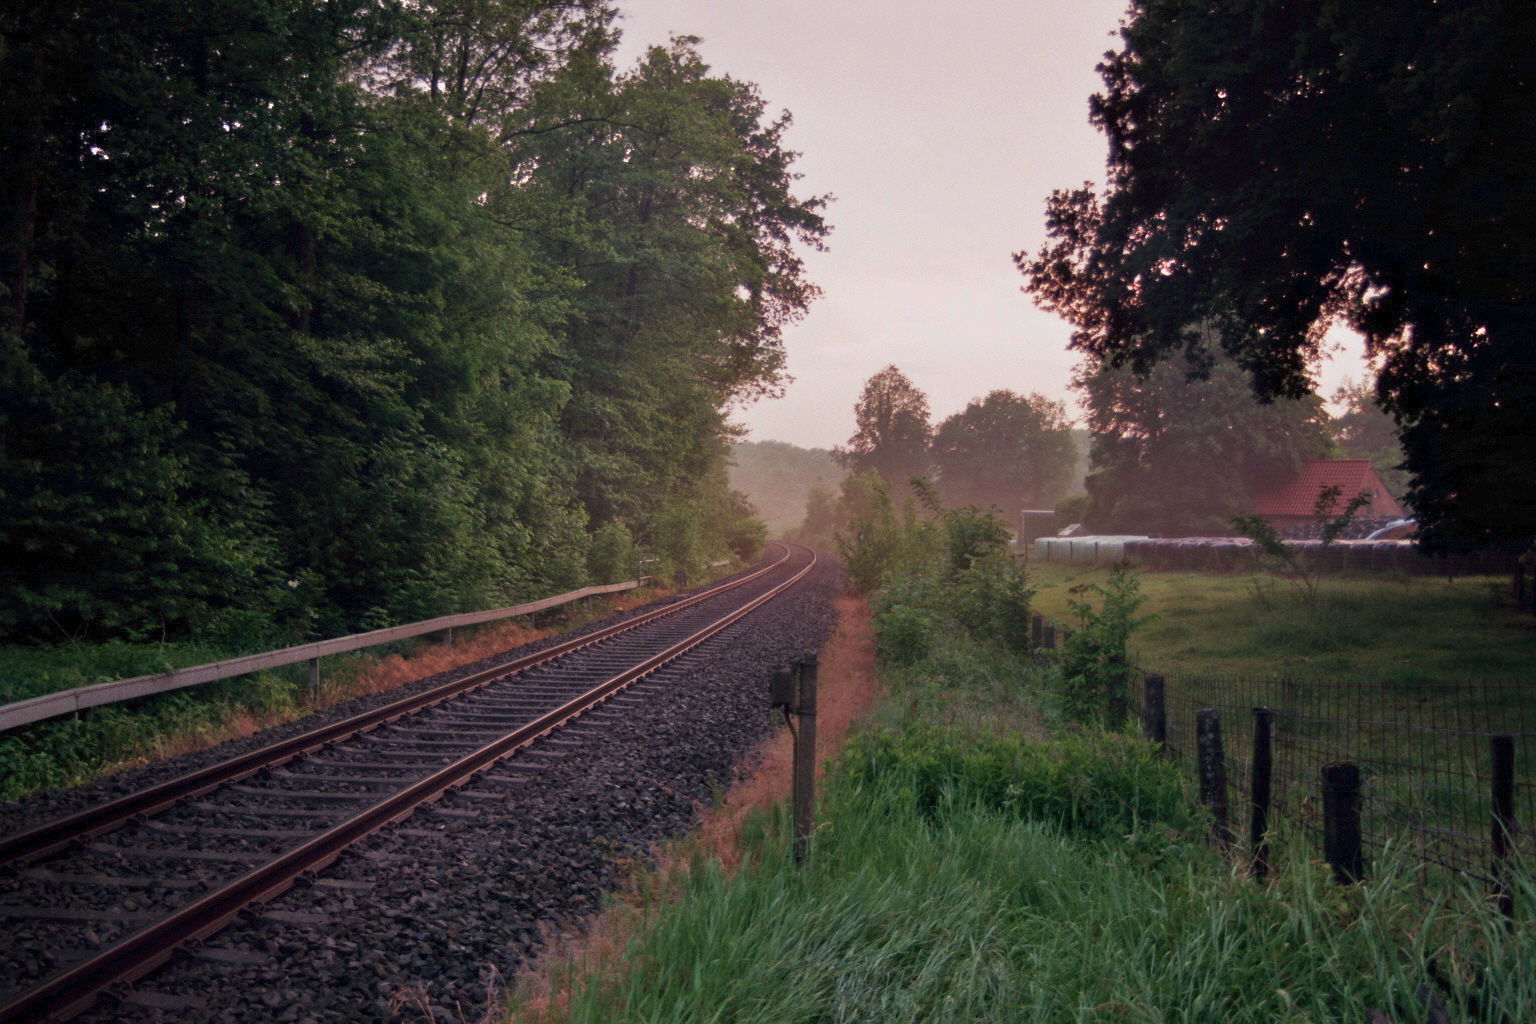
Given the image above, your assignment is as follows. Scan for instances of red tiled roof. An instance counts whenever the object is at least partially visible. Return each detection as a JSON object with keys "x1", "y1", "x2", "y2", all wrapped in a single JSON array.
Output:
[{"x1": 1253, "y1": 460, "x2": 1406, "y2": 518}]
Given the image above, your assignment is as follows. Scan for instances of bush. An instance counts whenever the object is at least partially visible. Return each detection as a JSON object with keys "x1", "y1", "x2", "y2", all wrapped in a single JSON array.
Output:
[
  {"x1": 871, "y1": 601, "x2": 936, "y2": 666},
  {"x1": 837, "y1": 727, "x2": 1195, "y2": 838},
  {"x1": 1054, "y1": 564, "x2": 1152, "y2": 726},
  {"x1": 586, "y1": 521, "x2": 640, "y2": 585}
]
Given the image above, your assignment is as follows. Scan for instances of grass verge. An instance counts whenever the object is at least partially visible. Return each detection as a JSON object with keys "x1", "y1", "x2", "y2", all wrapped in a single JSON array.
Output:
[
  {"x1": 0, "y1": 585, "x2": 677, "y2": 802},
  {"x1": 512, "y1": 727, "x2": 1533, "y2": 1024}
]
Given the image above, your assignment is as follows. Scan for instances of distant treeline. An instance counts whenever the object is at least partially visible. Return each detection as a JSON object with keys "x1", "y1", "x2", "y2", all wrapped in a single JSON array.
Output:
[{"x1": 0, "y1": 2, "x2": 826, "y2": 642}]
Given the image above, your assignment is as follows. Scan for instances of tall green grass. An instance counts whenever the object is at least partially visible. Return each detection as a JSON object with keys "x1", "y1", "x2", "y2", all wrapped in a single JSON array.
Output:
[{"x1": 523, "y1": 736, "x2": 1533, "y2": 1024}]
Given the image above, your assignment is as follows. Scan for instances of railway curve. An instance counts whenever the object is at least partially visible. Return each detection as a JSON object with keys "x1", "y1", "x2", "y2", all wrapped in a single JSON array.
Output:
[{"x1": 0, "y1": 542, "x2": 839, "y2": 1023}]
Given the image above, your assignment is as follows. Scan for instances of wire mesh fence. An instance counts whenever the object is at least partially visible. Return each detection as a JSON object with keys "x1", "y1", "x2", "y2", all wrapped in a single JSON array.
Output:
[{"x1": 1128, "y1": 672, "x2": 1534, "y2": 903}]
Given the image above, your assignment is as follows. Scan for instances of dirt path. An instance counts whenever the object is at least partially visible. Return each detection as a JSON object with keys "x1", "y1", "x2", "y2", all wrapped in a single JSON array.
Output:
[
  {"x1": 691, "y1": 592, "x2": 879, "y2": 867},
  {"x1": 509, "y1": 592, "x2": 881, "y2": 1021}
]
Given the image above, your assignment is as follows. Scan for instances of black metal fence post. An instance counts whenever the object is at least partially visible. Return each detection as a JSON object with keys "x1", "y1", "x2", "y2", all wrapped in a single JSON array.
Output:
[
  {"x1": 1031, "y1": 614, "x2": 1043, "y2": 650},
  {"x1": 1196, "y1": 709, "x2": 1232, "y2": 849},
  {"x1": 1250, "y1": 707, "x2": 1274, "y2": 879},
  {"x1": 1143, "y1": 675, "x2": 1166, "y2": 749},
  {"x1": 1321, "y1": 762, "x2": 1364, "y2": 883},
  {"x1": 1491, "y1": 734, "x2": 1516, "y2": 919},
  {"x1": 1042, "y1": 623, "x2": 1055, "y2": 651}
]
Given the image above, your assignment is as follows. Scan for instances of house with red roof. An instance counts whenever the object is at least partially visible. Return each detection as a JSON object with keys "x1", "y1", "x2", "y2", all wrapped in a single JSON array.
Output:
[{"x1": 1253, "y1": 459, "x2": 1405, "y2": 530}]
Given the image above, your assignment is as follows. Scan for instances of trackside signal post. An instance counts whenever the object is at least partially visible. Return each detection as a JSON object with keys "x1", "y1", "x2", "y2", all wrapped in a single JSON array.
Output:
[{"x1": 771, "y1": 653, "x2": 818, "y2": 864}]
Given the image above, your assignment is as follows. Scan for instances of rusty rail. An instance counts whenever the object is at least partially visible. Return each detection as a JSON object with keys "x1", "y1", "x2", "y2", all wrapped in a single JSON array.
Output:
[
  {"x1": 0, "y1": 552, "x2": 779, "y2": 867},
  {"x1": 0, "y1": 544, "x2": 814, "y2": 1022}
]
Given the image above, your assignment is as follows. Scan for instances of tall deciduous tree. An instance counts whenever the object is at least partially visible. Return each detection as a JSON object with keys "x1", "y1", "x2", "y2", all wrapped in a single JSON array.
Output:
[
  {"x1": 836, "y1": 366, "x2": 932, "y2": 494},
  {"x1": 1017, "y1": 0, "x2": 1536, "y2": 551},
  {"x1": 515, "y1": 37, "x2": 829, "y2": 542},
  {"x1": 1076, "y1": 348, "x2": 1333, "y2": 537},
  {"x1": 931, "y1": 390, "x2": 1075, "y2": 514},
  {"x1": 1330, "y1": 377, "x2": 1408, "y2": 502}
]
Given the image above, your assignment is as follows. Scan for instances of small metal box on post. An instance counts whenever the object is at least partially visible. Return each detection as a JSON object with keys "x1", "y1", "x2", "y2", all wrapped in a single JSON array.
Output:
[{"x1": 770, "y1": 654, "x2": 819, "y2": 864}]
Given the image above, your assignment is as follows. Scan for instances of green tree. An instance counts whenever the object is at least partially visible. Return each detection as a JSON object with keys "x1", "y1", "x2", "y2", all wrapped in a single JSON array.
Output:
[
  {"x1": 931, "y1": 390, "x2": 1076, "y2": 514},
  {"x1": 835, "y1": 365, "x2": 932, "y2": 495},
  {"x1": 1018, "y1": 0, "x2": 1536, "y2": 551},
  {"x1": 515, "y1": 36, "x2": 829, "y2": 545},
  {"x1": 1076, "y1": 346, "x2": 1333, "y2": 536},
  {"x1": 1330, "y1": 377, "x2": 1408, "y2": 503}
]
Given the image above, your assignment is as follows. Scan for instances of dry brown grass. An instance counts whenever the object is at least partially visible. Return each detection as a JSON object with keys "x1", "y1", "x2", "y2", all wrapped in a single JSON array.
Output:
[{"x1": 509, "y1": 592, "x2": 880, "y2": 1022}]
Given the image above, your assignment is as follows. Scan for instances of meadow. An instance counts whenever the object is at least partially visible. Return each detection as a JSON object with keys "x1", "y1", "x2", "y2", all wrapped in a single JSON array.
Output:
[{"x1": 1025, "y1": 562, "x2": 1536, "y2": 687}]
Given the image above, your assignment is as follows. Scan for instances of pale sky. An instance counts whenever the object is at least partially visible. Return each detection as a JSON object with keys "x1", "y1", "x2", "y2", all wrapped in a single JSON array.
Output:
[{"x1": 614, "y1": 2, "x2": 1369, "y2": 450}]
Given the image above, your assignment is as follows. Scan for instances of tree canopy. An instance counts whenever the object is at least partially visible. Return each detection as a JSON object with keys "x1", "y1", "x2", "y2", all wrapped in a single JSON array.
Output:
[
  {"x1": 1075, "y1": 347, "x2": 1333, "y2": 537},
  {"x1": 0, "y1": 1, "x2": 826, "y2": 639},
  {"x1": 835, "y1": 365, "x2": 931, "y2": 495},
  {"x1": 1018, "y1": 0, "x2": 1536, "y2": 550},
  {"x1": 930, "y1": 390, "x2": 1076, "y2": 515}
]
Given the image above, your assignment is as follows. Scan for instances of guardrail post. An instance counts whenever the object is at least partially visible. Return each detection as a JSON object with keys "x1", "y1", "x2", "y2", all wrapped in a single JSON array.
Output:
[
  {"x1": 1250, "y1": 707, "x2": 1275, "y2": 879},
  {"x1": 308, "y1": 658, "x2": 320, "y2": 703},
  {"x1": 1491, "y1": 734, "x2": 1516, "y2": 919},
  {"x1": 1197, "y1": 709, "x2": 1232, "y2": 849},
  {"x1": 793, "y1": 653, "x2": 818, "y2": 864},
  {"x1": 1143, "y1": 675, "x2": 1166, "y2": 749},
  {"x1": 1321, "y1": 762, "x2": 1364, "y2": 883}
]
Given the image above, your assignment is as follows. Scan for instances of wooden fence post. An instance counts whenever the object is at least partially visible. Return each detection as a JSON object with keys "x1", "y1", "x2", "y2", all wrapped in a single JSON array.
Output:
[
  {"x1": 308, "y1": 657, "x2": 320, "y2": 703},
  {"x1": 1321, "y1": 762, "x2": 1364, "y2": 883},
  {"x1": 1042, "y1": 623, "x2": 1055, "y2": 650},
  {"x1": 1250, "y1": 707, "x2": 1275, "y2": 879},
  {"x1": 1031, "y1": 614, "x2": 1043, "y2": 650},
  {"x1": 1143, "y1": 675, "x2": 1166, "y2": 749},
  {"x1": 1197, "y1": 709, "x2": 1232, "y2": 849},
  {"x1": 1491, "y1": 734, "x2": 1516, "y2": 919},
  {"x1": 793, "y1": 653, "x2": 818, "y2": 865}
]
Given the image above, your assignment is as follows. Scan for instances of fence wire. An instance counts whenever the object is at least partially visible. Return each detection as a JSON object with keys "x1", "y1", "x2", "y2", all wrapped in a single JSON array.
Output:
[{"x1": 1129, "y1": 672, "x2": 1534, "y2": 888}]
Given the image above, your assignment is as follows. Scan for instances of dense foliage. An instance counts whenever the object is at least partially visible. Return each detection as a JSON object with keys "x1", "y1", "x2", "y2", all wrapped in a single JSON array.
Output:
[
  {"x1": 930, "y1": 389, "x2": 1076, "y2": 514},
  {"x1": 0, "y1": 1, "x2": 825, "y2": 640},
  {"x1": 1018, "y1": 0, "x2": 1536, "y2": 552},
  {"x1": 1075, "y1": 346, "x2": 1333, "y2": 536}
]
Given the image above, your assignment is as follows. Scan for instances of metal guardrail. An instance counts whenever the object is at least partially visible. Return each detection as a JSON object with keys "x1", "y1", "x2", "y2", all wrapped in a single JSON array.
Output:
[{"x1": 0, "y1": 579, "x2": 649, "y2": 734}]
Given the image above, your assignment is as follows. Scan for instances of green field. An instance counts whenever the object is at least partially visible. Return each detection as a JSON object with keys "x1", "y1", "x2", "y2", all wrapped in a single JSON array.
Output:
[{"x1": 1025, "y1": 563, "x2": 1536, "y2": 686}]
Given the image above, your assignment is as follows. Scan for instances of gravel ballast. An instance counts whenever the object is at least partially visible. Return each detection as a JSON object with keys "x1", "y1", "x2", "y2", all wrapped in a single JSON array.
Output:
[{"x1": 18, "y1": 551, "x2": 841, "y2": 1023}]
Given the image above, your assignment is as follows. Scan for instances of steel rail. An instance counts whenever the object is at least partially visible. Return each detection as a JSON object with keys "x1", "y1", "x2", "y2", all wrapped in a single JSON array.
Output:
[
  {"x1": 0, "y1": 546, "x2": 791, "y2": 868},
  {"x1": 0, "y1": 544, "x2": 816, "y2": 1023}
]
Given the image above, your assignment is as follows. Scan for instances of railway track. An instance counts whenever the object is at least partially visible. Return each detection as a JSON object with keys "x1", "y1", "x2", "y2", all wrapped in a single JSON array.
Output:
[{"x1": 0, "y1": 543, "x2": 819, "y2": 1023}]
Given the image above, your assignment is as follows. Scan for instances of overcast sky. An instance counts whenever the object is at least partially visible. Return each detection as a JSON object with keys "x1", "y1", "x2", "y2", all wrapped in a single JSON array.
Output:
[{"x1": 614, "y1": 1, "x2": 1368, "y2": 451}]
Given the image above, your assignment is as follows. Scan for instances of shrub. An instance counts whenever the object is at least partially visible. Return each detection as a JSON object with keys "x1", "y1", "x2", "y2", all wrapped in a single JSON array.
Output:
[
  {"x1": 1055, "y1": 564, "x2": 1152, "y2": 726},
  {"x1": 587, "y1": 521, "x2": 639, "y2": 584},
  {"x1": 837, "y1": 727, "x2": 1195, "y2": 838}
]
